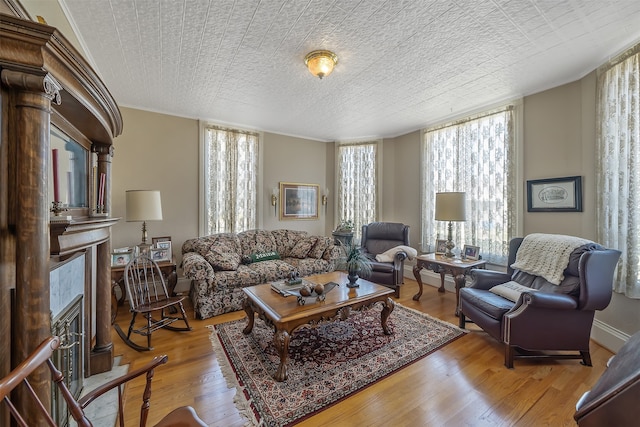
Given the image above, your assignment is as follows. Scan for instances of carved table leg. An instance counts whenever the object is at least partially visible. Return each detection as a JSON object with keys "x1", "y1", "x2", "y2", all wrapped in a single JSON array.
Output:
[
  {"x1": 438, "y1": 270, "x2": 446, "y2": 293},
  {"x1": 453, "y1": 273, "x2": 466, "y2": 316},
  {"x1": 412, "y1": 264, "x2": 424, "y2": 301},
  {"x1": 273, "y1": 329, "x2": 291, "y2": 382},
  {"x1": 380, "y1": 297, "x2": 395, "y2": 335},
  {"x1": 242, "y1": 299, "x2": 255, "y2": 334}
]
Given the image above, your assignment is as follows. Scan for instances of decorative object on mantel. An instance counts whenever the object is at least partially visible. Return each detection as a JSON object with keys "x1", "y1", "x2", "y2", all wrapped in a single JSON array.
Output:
[
  {"x1": 126, "y1": 190, "x2": 163, "y2": 254},
  {"x1": 209, "y1": 304, "x2": 465, "y2": 427},
  {"x1": 304, "y1": 49, "x2": 338, "y2": 79},
  {"x1": 435, "y1": 192, "x2": 466, "y2": 258}
]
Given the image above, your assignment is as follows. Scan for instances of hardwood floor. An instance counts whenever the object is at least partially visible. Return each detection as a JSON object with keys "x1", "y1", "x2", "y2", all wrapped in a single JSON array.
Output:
[{"x1": 111, "y1": 277, "x2": 612, "y2": 426}]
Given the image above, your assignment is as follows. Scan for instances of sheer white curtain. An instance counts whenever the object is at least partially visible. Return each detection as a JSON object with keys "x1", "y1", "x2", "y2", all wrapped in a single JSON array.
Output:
[
  {"x1": 421, "y1": 107, "x2": 517, "y2": 265},
  {"x1": 337, "y1": 142, "x2": 378, "y2": 241},
  {"x1": 596, "y1": 44, "x2": 640, "y2": 298},
  {"x1": 202, "y1": 125, "x2": 259, "y2": 235}
]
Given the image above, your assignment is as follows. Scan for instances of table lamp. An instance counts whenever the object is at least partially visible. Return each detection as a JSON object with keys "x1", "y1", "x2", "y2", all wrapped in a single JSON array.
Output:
[
  {"x1": 435, "y1": 192, "x2": 466, "y2": 258},
  {"x1": 126, "y1": 190, "x2": 163, "y2": 253}
]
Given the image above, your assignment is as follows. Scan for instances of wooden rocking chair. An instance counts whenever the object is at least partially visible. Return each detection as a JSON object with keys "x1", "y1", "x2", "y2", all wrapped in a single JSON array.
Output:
[
  {"x1": 0, "y1": 336, "x2": 206, "y2": 426},
  {"x1": 114, "y1": 254, "x2": 192, "y2": 351}
]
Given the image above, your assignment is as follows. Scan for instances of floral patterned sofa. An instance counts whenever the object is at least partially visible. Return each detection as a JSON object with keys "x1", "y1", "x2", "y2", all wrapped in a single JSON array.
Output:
[{"x1": 181, "y1": 229, "x2": 341, "y2": 319}]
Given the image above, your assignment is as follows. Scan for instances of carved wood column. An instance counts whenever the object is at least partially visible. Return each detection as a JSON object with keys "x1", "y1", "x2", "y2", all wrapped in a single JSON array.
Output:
[
  {"x1": 2, "y1": 69, "x2": 61, "y2": 425},
  {"x1": 90, "y1": 144, "x2": 115, "y2": 374}
]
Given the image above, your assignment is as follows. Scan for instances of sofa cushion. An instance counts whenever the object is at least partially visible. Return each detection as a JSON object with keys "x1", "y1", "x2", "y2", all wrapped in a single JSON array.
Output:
[
  {"x1": 460, "y1": 288, "x2": 515, "y2": 320},
  {"x1": 283, "y1": 257, "x2": 332, "y2": 276},
  {"x1": 238, "y1": 229, "x2": 278, "y2": 255},
  {"x1": 511, "y1": 270, "x2": 581, "y2": 296},
  {"x1": 490, "y1": 281, "x2": 539, "y2": 302},
  {"x1": 247, "y1": 259, "x2": 295, "y2": 282},
  {"x1": 204, "y1": 245, "x2": 241, "y2": 271},
  {"x1": 271, "y1": 229, "x2": 309, "y2": 257},
  {"x1": 308, "y1": 236, "x2": 331, "y2": 259},
  {"x1": 289, "y1": 237, "x2": 318, "y2": 258}
]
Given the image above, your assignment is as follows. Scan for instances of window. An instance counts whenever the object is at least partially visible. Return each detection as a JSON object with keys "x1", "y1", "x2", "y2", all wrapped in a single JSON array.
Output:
[
  {"x1": 421, "y1": 106, "x2": 518, "y2": 265},
  {"x1": 201, "y1": 124, "x2": 259, "y2": 235},
  {"x1": 596, "y1": 44, "x2": 640, "y2": 298},
  {"x1": 336, "y1": 141, "x2": 379, "y2": 240}
]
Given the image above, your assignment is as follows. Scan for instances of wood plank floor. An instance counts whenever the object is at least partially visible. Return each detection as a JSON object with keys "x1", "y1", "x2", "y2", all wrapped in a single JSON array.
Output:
[{"x1": 111, "y1": 277, "x2": 613, "y2": 427}]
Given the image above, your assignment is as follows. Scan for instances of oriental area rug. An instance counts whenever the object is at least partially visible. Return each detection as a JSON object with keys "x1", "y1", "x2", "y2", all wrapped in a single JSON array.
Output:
[{"x1": 208, "y1": 303, "x2": 465, "y2": 426}]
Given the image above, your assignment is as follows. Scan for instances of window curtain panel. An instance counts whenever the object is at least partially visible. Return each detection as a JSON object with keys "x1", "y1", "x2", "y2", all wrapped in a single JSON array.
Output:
[
  {"x1": 421, "y1": 107, "x2": 516, "y2": 266},
  {"x1": 203, "y1": 126, "x2": 259, "y2": 235},
  {"x1": 337, "y1": 142, "x2": 378, "y2": 242},
  {"x1": 596, "y1": 44, "x2": 640, "y2": 298}
]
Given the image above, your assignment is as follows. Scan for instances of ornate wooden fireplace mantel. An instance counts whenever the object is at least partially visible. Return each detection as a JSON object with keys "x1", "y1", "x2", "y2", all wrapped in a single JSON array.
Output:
[{"x1": 1, "y1": 3, "x2": 123, "y2": 425}]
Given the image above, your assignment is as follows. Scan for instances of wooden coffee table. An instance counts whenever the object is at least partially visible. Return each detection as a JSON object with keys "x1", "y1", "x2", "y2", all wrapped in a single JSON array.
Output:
[{"x1": 242, "y1": 271, "x2": 395, "y2": 381}]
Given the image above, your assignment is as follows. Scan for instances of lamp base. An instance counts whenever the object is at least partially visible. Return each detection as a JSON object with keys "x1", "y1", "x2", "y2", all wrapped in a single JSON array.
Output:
[{"x1": 444, "y1": 221, "x2": 456, "y2": 258}]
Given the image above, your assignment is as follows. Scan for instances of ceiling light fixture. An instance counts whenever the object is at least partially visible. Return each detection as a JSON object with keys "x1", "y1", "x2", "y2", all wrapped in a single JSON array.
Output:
[{"x1": 304, "y1": 50, "x2": 338, "y2": 79}]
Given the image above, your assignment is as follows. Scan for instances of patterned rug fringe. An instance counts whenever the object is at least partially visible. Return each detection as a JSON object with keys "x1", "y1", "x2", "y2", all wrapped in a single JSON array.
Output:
[{"x1": 207, "y1": 325, "x2": 262, "y2": 426}]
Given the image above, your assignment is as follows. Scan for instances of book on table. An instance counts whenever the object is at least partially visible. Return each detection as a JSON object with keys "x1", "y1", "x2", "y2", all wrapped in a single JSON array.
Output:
[{"x1": 270, "y1": 278, "x2": 317, "y2": 296}]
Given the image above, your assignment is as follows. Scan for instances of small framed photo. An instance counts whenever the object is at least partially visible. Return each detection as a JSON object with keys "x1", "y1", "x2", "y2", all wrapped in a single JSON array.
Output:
[
  {"x1": 111, "y1": 249, "x2": 133, "y2": 267},
  {"x1": 435, "y1": 239, "x2": 447, "y2": 255},
  {"x1": 152, "y1": 236, "x2": 171, "y2": 245},
  {"x1": 463, "y1": 245, "x2": 480, "y2": 261},
  {"x1": 150, "y1": 247, "x2": 171, "y2": 263},
  {"x1": 155, "y1": 240, "x2": 172, "y2": 254}
]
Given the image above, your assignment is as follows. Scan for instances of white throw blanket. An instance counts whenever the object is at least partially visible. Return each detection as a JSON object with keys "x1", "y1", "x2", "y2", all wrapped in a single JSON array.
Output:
[
  {"x1": 375, "y1": 245, "x2": 418, "y2": 262},
  {"x1": 510, "y1": 233, "x2": 593, "y2": 285}
]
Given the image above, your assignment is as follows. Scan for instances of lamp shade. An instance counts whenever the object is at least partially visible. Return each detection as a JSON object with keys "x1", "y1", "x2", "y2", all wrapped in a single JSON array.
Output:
[
  {"x1": 126, "y1": 190, "x2": 163, "y2": 222},
  {"x1": 435, "y1": 192, "x2": 466, "y2": 221}
]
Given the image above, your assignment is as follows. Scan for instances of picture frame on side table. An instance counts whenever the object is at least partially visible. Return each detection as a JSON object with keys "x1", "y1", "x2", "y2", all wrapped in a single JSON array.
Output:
[
  {"x1": 279, "y1": 182, "x2": 319, "y2": 220},
  {"x1": 463, "y1": 245, "x2": 480, "y2": 260},
  {"x1": 154, "y1": 240, "x2": 172, "y2": 257},
  {"x1": 152, "y1": 236, "x2": 171, "y2": 245},
  {"x1": 150, "y1": 247, "x2": 171, "y2": 263},
  {"x1": 526, "y1": 176, "x2": 583, "y2": 212},
  {"x1": 435, "y1": 239, "x2": 447, "y2": 255},
  {"x1": 111, "y1": 249, "x2": 133, "y2": 267}
]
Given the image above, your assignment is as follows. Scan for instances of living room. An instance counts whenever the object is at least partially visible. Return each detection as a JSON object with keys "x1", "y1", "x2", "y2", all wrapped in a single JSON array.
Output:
[{"x1": 3, "y1": 0, "x2": 640, "y2": 425}]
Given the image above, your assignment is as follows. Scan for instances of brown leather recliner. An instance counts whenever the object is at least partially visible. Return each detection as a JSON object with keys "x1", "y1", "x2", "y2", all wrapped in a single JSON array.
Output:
[
  {"x1": 459, "y1": 236, "x2": 621, "y2": 368},
  {"x1": 360, "y1": 222, "x2": 410, "y2": 298}
]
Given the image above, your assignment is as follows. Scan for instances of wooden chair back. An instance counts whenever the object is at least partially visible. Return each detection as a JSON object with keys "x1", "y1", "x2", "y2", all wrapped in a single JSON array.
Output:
[
  {"x1": 124, "y1": 254, "x2": 170, "y2": 311},
  {"x1": 1, "y1": 336, "x2": 172, "y2": 426}
]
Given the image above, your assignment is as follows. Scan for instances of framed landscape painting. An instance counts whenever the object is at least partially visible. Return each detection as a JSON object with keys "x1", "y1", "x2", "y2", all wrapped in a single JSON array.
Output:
[{"x1": 279, "y1": 182, "x2": 319, "y2": 220}]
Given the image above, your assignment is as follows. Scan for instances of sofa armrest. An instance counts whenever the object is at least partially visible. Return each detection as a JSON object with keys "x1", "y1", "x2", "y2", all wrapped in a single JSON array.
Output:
[
  {"x1": 469, "y1": 270, "x2": 512, "y2": 290},
  {"x1": 182, "y1": 252, "x2": 214, "y2": 282},
  {"x1": 516, "y1": 291, "x2": 578, "y2": 310}
]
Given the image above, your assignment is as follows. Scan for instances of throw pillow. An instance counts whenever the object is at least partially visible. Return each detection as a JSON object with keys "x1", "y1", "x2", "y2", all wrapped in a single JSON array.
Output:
[
  {"x1": 204, "y1": 245, "x2": 241, "y2": 271},
  {"x1": 308, "y1": 237, "x2": 330, "y2": 259},
  {"x1": 289, "y1": 237, "x2": 318, "y2": 259},
  {"x1": 245, "y1": 251, "x2": 280, "y2": 264},
  {"x1": 489, "y1": 281, "x2": 538, "y2": 302}
]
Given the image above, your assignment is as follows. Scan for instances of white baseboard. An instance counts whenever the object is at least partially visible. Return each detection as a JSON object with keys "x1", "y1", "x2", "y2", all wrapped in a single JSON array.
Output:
[
  {"x1": 402, "y1": 267, "x2": 629, "y2": 354},
  {"x1": 591, "y1": 319, "x2": 630, "y2": 353}
]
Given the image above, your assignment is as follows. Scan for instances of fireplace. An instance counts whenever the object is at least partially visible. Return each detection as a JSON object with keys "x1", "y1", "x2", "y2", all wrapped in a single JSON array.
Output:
[{"x1": 51, "y1": 295, "x2": 83, "y2": 426}]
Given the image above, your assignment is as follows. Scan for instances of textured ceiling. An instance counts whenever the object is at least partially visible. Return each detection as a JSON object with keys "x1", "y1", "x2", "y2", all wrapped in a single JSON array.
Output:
[{"x1": 58, "y1": 0, "x2": 640, "y2": 141}]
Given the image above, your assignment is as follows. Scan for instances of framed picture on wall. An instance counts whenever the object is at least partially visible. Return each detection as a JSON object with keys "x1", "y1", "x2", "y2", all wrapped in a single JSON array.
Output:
[
  {"x1": 526, "y1": 176, "x2": 583, "y2": 212},
  {"x1": 279, "y1": 182, "x2": 319, "y2": 220}
]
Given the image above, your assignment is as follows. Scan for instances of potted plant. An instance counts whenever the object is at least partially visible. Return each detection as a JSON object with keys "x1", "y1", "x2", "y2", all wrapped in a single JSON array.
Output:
[
  {"x1": 337, "y1": 241, "x2": 372, "y2": 288},
  {"x1": 332, "y1": 219, "x2": 355, "y2": 246}
]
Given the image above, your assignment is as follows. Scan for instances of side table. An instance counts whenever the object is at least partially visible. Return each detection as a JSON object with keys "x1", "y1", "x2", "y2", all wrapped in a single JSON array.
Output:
[
  {"x1": 110, "y1": 257, "x2": 178, "y2": 323},
  {"x1": 412, "y1": 253, "x2": 486, "y2": 316}
]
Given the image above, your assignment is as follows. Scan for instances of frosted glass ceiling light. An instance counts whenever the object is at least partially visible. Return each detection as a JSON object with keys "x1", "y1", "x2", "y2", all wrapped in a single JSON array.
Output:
[{"x1": 304, "y1": 50, "x2": 338, "y2": 79}]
